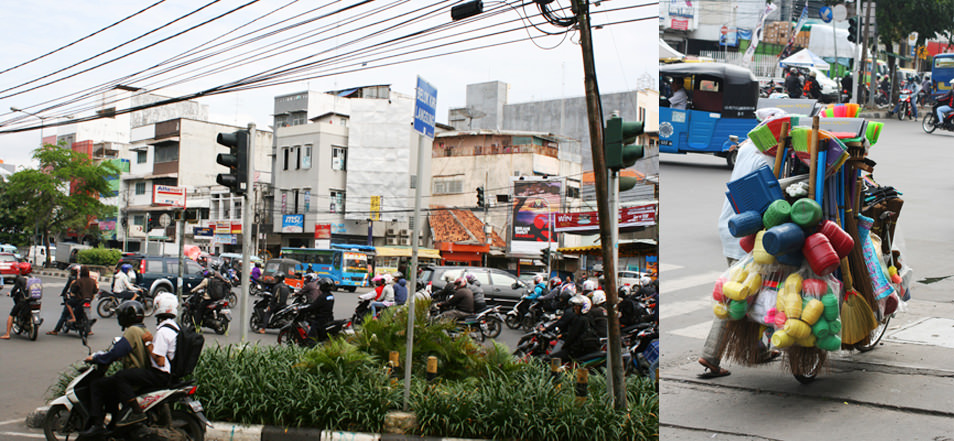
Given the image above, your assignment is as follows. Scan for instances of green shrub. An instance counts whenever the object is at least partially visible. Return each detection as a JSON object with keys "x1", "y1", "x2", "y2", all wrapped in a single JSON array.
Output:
[{"x1": 76, "y1": 248, "x2": 122, "y2": 266}]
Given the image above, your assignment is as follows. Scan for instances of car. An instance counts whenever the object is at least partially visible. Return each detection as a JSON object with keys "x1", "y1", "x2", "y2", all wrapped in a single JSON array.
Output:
[
  {"x1": 0, "y1": 253, "x2": 28, "y2": 283},
  {"x1": 618, "y1": 271, "x2": 653, "y2": 288},
  {"x1": 419, "y1": 265, "x2": 530, "y2": 308},
  {"x1": 517, "y1": 272, "x2": 548, "y2": 286},
  {"x1": 118, "y1": 255, "x2": 207, "y2": 296}
]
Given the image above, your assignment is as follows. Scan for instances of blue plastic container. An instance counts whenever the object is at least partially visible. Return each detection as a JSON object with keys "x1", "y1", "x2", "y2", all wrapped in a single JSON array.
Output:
[
  {"x1": 725, "y1": 165, "x2": 785, "y2": 214},
  {"x1": 763, "y1": 222, "x2": 805, "y2": 256},
  {"x1": 728, "y1": 211, "x2": 763, "y2": 238}
]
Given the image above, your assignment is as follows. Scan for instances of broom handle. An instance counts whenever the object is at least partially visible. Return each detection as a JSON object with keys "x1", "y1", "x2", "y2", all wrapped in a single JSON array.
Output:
[
  {"x1": 808, "y1": 116, "x2": 820, "y2": 200},
  {"x1": 774, "y1": 121, "x2": 789, "y2": 178}
]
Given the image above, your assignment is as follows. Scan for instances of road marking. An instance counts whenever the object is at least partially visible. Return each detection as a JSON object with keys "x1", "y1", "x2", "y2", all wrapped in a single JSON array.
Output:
[
  {"x1": 0, "y1": 419, "x2": 22, "y2": 426},
  {"x1": 0, "y1": 431, "x2": 44, "y2": 439},
  {"x1": 661, "y1": 271, "x2": 722, "y2": 293},
  {"x1": 659, "y1": 297, "x2": 711, "y2": 320},
  {"x1": 658, "y1": 263, "x2": 682, "y2": 273},
  {"x1": 669, "y1": 320, "x2": 714, "y2": 340}
]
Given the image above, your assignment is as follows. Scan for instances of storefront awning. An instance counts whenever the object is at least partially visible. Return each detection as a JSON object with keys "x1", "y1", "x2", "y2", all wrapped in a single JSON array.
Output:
[{"x1": 375, "y1": 246, "x2": 441, "y2": 260}]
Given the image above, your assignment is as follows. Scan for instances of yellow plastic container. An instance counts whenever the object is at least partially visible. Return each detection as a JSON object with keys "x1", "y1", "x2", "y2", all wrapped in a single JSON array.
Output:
[
  {"x1": 801, "y1": 299, "x2": 824, "y2": 325},
  {"x1": 753, "y1": 230, "x2": 777, "y2": 264},
  {"x1": 713, "y1": 303, "x2": 730, "y2": 319},
  {"x1": 784, "y1": 319, "x2": 811, "y2": 339},
  {"x1": 743, "y1": 273, "x2": 763, "y2": 296},
  {"x1": 796, "y1": 334, "x2": 817, "y2": 348},
  {"x1": 722, "y1": 281, "x2": 750, "y2": 301},
  {"x1": 771, "y1": 329, "x2": 794, "y2": 348}
]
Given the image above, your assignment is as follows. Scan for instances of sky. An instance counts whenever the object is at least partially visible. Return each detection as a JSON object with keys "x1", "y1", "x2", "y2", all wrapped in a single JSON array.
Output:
[{"x1": 0, "y1": 0, "x2": 658, "y2": 168}]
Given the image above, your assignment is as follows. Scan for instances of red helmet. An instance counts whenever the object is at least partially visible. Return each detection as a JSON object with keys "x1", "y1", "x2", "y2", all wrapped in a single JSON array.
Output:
[{"x1": 18, "y1": 262, "x2": 32, "y2": 276}]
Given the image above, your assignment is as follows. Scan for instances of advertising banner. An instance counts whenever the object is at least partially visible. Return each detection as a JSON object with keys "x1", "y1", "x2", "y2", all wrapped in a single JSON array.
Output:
[
  {"x1": 314, "y1": 224, "x2": 331, "y2": 239},
  {"x1": 511, "y1": 178, "x2": 562, "y2": 254},
  {"x1": 282, "y1": 214, "x2": 304, "y2": 233},
  {"x1": 554, "y1": 204, "x2": 657, "y2": 233}
]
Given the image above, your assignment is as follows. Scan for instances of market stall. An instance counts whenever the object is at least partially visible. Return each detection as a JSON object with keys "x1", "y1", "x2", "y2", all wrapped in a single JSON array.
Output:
[{"x1": 712, "y1": 105, "x2": 912, "y2": 382}]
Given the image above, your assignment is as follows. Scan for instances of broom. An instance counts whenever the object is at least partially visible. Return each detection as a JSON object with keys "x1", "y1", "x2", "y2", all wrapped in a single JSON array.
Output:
[
  {"x1": 840, "y1": 258, "x2": 878, "y2": 346},
  {"x1": 722, "y1": 319, "x2": 765, "y2": 366}
]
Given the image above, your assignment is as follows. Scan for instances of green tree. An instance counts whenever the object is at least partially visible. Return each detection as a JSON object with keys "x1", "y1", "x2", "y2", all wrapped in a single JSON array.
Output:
[
  {"x1": 4, "y1": 143, "x2": 119, "y2": 265},
  {"x1": 0, "y1": 180, "x2": 32, "y2": 245},
  {"x1": 876, "y1": 0, "x2": 954, "y2": 102}
]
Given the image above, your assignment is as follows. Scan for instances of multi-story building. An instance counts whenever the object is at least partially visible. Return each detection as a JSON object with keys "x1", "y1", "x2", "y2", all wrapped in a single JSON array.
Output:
[{"x1": 268, "y1": 85, "x2": 431, "y2": 252}]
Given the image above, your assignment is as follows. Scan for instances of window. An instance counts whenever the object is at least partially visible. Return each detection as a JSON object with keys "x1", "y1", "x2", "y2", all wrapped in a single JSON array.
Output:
[
  {"x1": 491, "y1": 271, "x2": 518, "y2": 287},
  {"x1": 330, "y1": 190, "x2": 345, "y2": 214},
  {"x1": 154, "y1": 144, "x2": 178, "y2": 163},
  {"x1": 293, "y1": 189, "x2": 300, "y2": 214},
  {"x1": 302, "y1": 144, "x2": 312, "y2": 169},
  {"x1": 339, "y1": 117, "x2": 348, "y2": 127},
  {"x1": 283, "y1": 147, "x2": 290, "y2": 171},
  {"x1": 433, "y1": 176, "x2": 464, "y2": 195},
  {"x1": 332, "y1": 146, "x2": 347, "y2": 171},
  {"x1": 135, "y1": 182, "x2": 146, "y2": 195},
  {"x1": 290, "y1": 111, "x2": 306, "y2": 126},
  {"x1": 295, "y1": 146, "x2": 301, "y2": 170},
  {"x1": 133, "y1": 215, "x2": 145, "y2": 226},
  {"x1": 136, "y1": 151, "x2": 147, "y2": 164}
]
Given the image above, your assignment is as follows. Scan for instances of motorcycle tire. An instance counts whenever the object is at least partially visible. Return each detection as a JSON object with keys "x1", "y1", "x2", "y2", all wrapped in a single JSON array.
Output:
[
  {"x1": 215, "y1": 319, "x2": 229, "y2": 335},
  {"x1": 481, "y1": 316, "x2": 503, "y2": 339},
  {"x1": 43, "y1": 404, "x2": 73, "y2": 441},
  {"x1": 142, "y1": 296, "x2": 156, "y2": 317},
  {"x1": 277, "y1": 328, "x2": 299, "y2": 346},
  {"x1": 897, "y1": 104, "x2": 905, "y2": 120},
  {"x1": 249, "y1": 314, "x2": 263, "y2": 332},
  {"x1": 923, "y1": 113, "x2": 938, "y2": 133},
  {"x1": 228, "y1": 292, "x2": 238, "y2": 308},
  {"x1": 504, "y1": 314, "x2": 521, "y2": 330},
  {"x1": 97, "y1": 297, "x2": 118, "y2": 318},
  {"x1": 169, "y1": 409, "x2": 205, "y2": 441},
  {"x1": 28, "y1": 319, "x2": 37, "y2": 341}
]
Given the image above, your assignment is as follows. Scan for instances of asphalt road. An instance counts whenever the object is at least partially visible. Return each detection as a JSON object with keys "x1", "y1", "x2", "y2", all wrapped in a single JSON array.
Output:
[
  {"x1": 659, "y1": 117, "x2": 954, "y2": 440},
  {"x1": 0, "y1": 278, "x2": 527, "y2": 439}
]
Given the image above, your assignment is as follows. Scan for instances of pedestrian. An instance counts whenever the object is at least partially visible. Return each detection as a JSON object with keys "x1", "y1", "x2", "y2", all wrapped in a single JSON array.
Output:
[{"x1": 785, "y1": 67, "x2": 802, "y2": 98}]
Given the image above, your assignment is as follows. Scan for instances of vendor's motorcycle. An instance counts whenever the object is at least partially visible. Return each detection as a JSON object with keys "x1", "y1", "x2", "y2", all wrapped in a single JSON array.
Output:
[
  {"x1": 182, "y1": 291, "x2": 231, "y2": 335},
  {"x1": 10, "y1": 293, "x2": 43, "y2": 341},
  {"x1": 922, "y1": 101, "x2": 954, "y2": 134},
  {"x1": 43, "y1": 346, "x2": 209, "y2": 441}
]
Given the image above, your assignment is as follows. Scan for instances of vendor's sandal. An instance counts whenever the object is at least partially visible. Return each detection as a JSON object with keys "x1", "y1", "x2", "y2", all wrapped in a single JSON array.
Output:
[
  {"x1": 46, "y1": 331, "x2": 58, "y2": 335},
  {"x1": 697, "y1": 358, "x2": 730, "y2": 379},
  {"x1": 759, "y1": 349, "x2": 781, "y2": 364}
]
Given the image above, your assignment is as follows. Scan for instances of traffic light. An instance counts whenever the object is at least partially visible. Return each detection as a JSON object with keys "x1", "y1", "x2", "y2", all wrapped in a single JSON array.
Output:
[
  {"x1": 216, "y1": 129, "x2": 249, "y2": 196},
  {"x1": 604, "y1": 115, "x2": 645, "y2": 170},
  {"x1": 847, "y1": 17, "x2": 857, "y2": 43},
  {"x1": 476, "y1": 186, "x2": 485, "y2": 208}
]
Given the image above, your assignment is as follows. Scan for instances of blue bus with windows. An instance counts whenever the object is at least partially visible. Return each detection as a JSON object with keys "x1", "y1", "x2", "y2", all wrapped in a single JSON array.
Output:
[
  {"x1": 932, "y1": 53, "x2": 954, "y2": 93},
  {"x1": 279, "y1": 247, "x2": 370, "y2": 291}
]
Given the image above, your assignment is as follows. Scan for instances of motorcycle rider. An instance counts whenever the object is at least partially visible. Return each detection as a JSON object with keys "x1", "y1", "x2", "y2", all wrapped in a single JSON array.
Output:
[
  {"x1": 463, "y1": 272, "x2": 485, "y2": 311},
  {"x1": 803, "y1": 70, "x2": 822, "y2": 100},
  {"x1": 49, "y1": 264, "x2": 80, "y2": 335},
  {"x1": 300, "y1": 273, "x2": 320, "y2": 302},
  {"x1": 785, "y1": 67, "x2": 802, "y2": 98},
  {"x1": 67, "y1": 265, "x2": 98, "y2": 325},
  {"x1": 392, "y1": 272, "x2": 408, "y2": 307},
  {"x1": 548, "y1": 295, "x2": 600, "y2": 363},
  {"x1": 1, "y1": 265, "x2": 34, "y2": 339},
  {"x1": 935, "y1": 79, "x2": 954, "y2": 127},
  {"x1": 190, "y1": 267, "x2": 230, "y2": 324},
  {"x1": 437, "y1": 277, "x2": 474, "y2": 321},
  {"x1": 259, "y1": 272, "x2": 291, "y2": 333},
  {"x1": 304, "y1": 277, "x2": 336, "y2": 341},
  {"x1": 112, "y1": 263, "x2": 140, "y2": 302},
  {"x1": 891, "y1": 76, "x2": 919, "y2": 119},
  {"x1": 80, "y1": 300, "x2": 154, "y2": 438},
  {"x1": 589, "y1": 290, "x2": 609, "y2": 341}
]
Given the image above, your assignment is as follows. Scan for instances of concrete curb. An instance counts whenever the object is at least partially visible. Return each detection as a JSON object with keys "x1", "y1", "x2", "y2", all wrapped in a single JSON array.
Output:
[{"x1": 27, "y1": 407, "x2": 488, "y2": 441}]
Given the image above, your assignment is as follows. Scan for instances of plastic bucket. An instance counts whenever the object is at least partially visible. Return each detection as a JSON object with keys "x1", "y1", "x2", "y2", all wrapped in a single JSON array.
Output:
[
  {"x1": 819, "y1": 220, "x2": 854, "y2": 258},
  {"x1": 762, "y1": 223, "x2": 805, "y2": 256},
  {"x1": 762, "y1": 199, "x2": 792, "y2": 229},
  {"x1": 728, "y1": 210, "x2": 763, "y2": 238},
  {"x1": 791, "y1": 198, "x2": 823, "y2": 228},
  {"x1": 802, "y1": 233, "x2": 840, "y2": 276}
]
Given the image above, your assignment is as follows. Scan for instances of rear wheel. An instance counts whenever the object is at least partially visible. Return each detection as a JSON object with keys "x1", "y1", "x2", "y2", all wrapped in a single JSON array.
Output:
[
  {"x1": 504, "y1": 314, "x2": 521, "y2": 330},
  {"x1": 856, "y1": 315, "x2": 891, "y2": 353},
  {"x1": 923, "y1": 113, "x2": 938, "y2": 133},
  {"x1": 481, "y1": 316, "x2": 503, "y2": 339},
  {"x1": 97, "y1": 297, "x2": 118, "y2": 318},
  {"x1": 43, "y1": 404, "x2": 74, "y2": 441},
  {"x1": 169, "y1": 410, "x2": 205, "y2": 441},
  {"x1": 277, "y1": 328, "x2": 299, "y2": 346},
  {"x1": 27, "y1": 319, "x2": 37, "y2": 341}
]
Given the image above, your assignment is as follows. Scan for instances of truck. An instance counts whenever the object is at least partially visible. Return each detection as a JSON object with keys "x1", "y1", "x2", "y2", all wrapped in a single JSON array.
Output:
[{"x1": 54, "y1": 242, "x2": 92, "y2": 269}]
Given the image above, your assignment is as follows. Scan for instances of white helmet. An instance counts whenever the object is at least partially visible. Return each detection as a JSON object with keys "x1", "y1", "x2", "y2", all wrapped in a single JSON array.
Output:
[
  {"x1": 568, "y1": 294, "x2": 592, "y2": 314},
  {"x1": 639, "y1": 276, "x2": 652, "y2": 287},
  {"x1": 582, "y1": 280, "x2": 598, "y2": 293},
  {"x1": 533, "y1": 274, "x2": 543, "y2": 284},
  {"x1": 154, "y1": 292, "x2": 179, "y2": 317},
  {"x1": 591, "y1": 290, "x2": 606, "y2": 306}
]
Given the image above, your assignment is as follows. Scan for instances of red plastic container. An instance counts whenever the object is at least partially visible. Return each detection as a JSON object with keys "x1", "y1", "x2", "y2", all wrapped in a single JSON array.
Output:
[
  {"x1": 739, "y1": 234, "x2": 756, "y2": 253},
  {"x1": 802, "y1": 233, "x2": 840, "y2": 276},
  {"x1": 801, "y1": 278, "x2": 828, "y2": 297},
  {"x1": 819, "y1": 220, "x2": 854, "y2": 258}
]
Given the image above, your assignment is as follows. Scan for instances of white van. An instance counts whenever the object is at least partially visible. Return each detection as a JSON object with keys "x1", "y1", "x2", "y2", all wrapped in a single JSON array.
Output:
[
  {"x1": 27, "y1": 245, "x2": 56, "y2": 266},
  {"x1": 0, "y1": 244, "x2": 19, "y2": 259}
]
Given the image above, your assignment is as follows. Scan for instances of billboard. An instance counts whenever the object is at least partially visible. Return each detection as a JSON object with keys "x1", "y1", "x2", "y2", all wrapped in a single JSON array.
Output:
[
  {"x1": 511, "y1": 178, "x2": 562, "y2": 255},
  {"x1": 282, "y1": 214, "x2": 304, "y2": 233}
]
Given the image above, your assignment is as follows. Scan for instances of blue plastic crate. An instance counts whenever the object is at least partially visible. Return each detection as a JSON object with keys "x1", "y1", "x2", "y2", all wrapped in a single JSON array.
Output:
[{"x1": 726, "y1": 164, "x2": 784, "y2": 214}]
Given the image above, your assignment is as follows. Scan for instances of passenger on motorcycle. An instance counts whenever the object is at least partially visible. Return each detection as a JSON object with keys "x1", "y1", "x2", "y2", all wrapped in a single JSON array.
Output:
[
  {"x1": 68, "y1": 266, "x2": 98, "y2": 322},
  {"x1": 935, "y1": 80, "x2": 954, "y2": 125},
  {"x1": 190, "y1": 268, "x2": 229, "y2": 319},
  {"x1": 437, "y1": 277, "x2": 474, "y2": 321},
  {"x1": 300, "y1": 273, "x2": 320, "y2": 302},
  {"x1": 250, "y1": 262, "x2": 262, "y2": 283},
  {"x1": 548, "y1": 295, "x2": 600, "y2": 363},
  {"x1": 370, "y1": 274, "x2": 395, "y2": 318},
  {"x1": 259, "y1": 272, "x2": 290, "y2": 333},
  {"x1": 392, "y1": 272, "x2": 408, "y2": 306},
  {"x1": 50, "y1": 264, "x2": 81, "y2": 335},
  {"x1": 1, "y1": 265, "x2": 35, "y2": 339},
  {"x1": 304, "y1": 277, "x2": 336, "y2": 341},
  {"x1": 464, "y1": 272, "x2": 486, "y2": 311},
  {"x1": 81, "y1": 300, "x2": 154, "y2": 437},
  {"x1": 537, "y1": 276, "x2": 565, "y2": 312},
  {"x1": 589, "y1": 290, "x2": 609, "y2": 340},
  {"x1": 112, "y1": 263, "x2": 140, "y2": 302}
]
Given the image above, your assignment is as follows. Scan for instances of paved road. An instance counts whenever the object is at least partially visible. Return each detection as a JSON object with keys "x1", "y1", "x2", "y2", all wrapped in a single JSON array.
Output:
[
  {"x1": 659, "y1": 118, "x2": 954, "y2": 440},
  {"x1": 0, "y1": 278, "x2": 526, "y2": 439}
]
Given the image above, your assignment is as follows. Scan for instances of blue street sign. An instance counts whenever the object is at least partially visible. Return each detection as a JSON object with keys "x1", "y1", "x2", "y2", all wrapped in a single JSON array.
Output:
[{"x1": 413, "y1": 76, "x2": 438, "y2": 138}]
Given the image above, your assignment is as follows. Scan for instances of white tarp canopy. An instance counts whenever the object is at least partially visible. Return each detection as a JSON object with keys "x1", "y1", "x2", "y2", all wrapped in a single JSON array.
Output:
[
  {"x1": 660, "y1": 39, "x2": 684, "y2": 59},
  {"x1": 808, "y1": 24, "x2": 856, "y2": 60},
  {"x1": 780, "y1": 48, "x2": 830, "y2": 70}
]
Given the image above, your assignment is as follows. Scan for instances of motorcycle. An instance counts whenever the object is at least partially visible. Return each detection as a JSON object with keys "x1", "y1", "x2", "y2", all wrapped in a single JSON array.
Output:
[
  {"x1": 249, "y1": 290, "x2": 306, "y2": 333},
  {"x1": 97, "y1": 287, "x2": 151, "y2": 318},
  {"x1": 475, "y1": 305, "x2": 505, "y2": 339},
  {"x1": 624, "y1": 323, "x2": 660, "y2": 379},
  {"x1": 896, "y1": 88, "x2": 915, "y2": 120},
  {"x1": 922, "y1": 100, "x2": 954, "y2": 134},
  {"x1": 10, "y1": 291, "x2": 43, "y2": 341},
  {"x1": 43, "y1": 345, "x2": 210, "y2": 441},
  {"x1": 276, "y1": 303, "x2": 350, "y2": 347},
  {"x1": 350, "y1": 297, "x2": 372, "y2": 326},
  {"x1": 61, "y1": 299, "x2": 96, "y2": 344},
  {"x1": 182, "y1": 291, "x2": 232, "y2": 335}
]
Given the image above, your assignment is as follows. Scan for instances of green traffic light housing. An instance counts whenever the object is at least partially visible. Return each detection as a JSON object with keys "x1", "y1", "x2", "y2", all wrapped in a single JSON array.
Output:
[
  {"x1": 604, "y1": 115, "x2": 645, "y2": 170},
  {"x1": 847, "y1": 17, "x2": 857, "y2": 43}
]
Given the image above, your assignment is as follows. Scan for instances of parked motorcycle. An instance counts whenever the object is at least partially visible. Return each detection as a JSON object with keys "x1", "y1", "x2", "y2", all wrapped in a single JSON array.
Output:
[
  {"x1": 182, "y1": 291, "x2": 231, "y2": 335},
  {"x1": 9, "y1": 289, "x2": 43, "y2": 341},
  {"x1": 43, "y1": 347, "x2": 209, "y2": 441},
  {"x1": 276, "y1": 303, "x2": 350, "y2": 347},
  {"x1": 896, "y1": 88, "x2": 915, "y2": 120},
  {"x1": 922, "y1": 101, "x2": 954, "y2": 134}
]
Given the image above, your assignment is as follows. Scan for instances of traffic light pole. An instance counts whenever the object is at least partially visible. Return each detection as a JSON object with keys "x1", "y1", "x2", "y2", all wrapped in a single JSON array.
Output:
[
  {"x1": 239, "y1": 123, "x2": 255, "y2": 342},
  {"x1": 572, "y1": 0, "x2": 626, "y2": 410}
]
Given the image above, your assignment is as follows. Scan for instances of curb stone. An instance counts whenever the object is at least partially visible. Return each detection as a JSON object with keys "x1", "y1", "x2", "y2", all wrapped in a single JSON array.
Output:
[{"x1": 28, "y1": 407, "x2": 488, "y2": 441}]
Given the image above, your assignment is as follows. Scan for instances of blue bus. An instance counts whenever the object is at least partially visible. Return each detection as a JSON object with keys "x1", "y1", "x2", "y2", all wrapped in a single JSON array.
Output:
[
  {"x1": 659, "y1": 63, "x2": 760, "y2": 169},
  {"x1": 279, "y1": 247, "x2": 370, "y2": 291},
  {"x1": 932, "y1": 53, "x2": 954, "y2": 93}
]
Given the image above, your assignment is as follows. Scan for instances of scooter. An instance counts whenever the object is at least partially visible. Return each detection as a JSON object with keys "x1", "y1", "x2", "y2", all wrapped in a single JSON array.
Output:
[
  {"x1": 43, "y1": 344, "x2": 210, "y2": 441},
  {"x1": 277, "y1": 303, "x2": 351, "y2": 347},
  {"x1": 10, "y1": 291, "x2": 43, "y2": 341},
  {"x1": 60, "y1": 299, "x2": 96, "y2": 345},
  {"x1": 922, "y1": 100, "x2": 954, "y2": 134},
  {"x1": 249, "y1": 290, "x2": 305, "y2": 332},
  {"x1": 182, "y1": 291, "x2": 232, "y2": 335}
]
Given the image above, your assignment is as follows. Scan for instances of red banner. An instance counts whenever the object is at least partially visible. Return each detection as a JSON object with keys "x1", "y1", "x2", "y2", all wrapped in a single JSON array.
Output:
[
  {"x1": 231, "y1": 222, "x2": 242, "y2": 234},
  {"x1": 315, "y1": 224, "x2": 331, "y2": 239},
  {"x1": 554, "y1": 204, "x2": 656, "y2": 233}
]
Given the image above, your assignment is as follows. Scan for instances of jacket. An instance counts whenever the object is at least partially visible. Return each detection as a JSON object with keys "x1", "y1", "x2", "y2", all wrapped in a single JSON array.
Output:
[{"x1": 393, "y1": 279, "x2": 408, "y2": 305}]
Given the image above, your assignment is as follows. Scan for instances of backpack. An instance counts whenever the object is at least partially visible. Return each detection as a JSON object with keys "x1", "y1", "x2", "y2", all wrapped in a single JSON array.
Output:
[
  {"x1": 207, "y1": 277, "x2": 228, "y2": 300},
  {"x1": 26, "y1": 277, "x2": 43, "y2": 300},
  {"x1": 160, "y1": 322, "x2": 205, "y2": 381},
  {"x1": 577, "y1": 313, "x2": 603, "y2": 353}
]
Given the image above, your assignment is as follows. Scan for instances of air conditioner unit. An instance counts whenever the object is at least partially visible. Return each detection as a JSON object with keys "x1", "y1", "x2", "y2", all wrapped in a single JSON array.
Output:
[
  {"x1": 386, "y1": 228, "x2": 397, "y2": 236},
  {"x1": 386, "y1": 237, "x2": 399, "y2": 245},
  {"x1": 398, "y1": 237, "x2": 410, "y2": 246},
  {"x1": 398, "y1": 229, "x2": 410, "y2": 236}
]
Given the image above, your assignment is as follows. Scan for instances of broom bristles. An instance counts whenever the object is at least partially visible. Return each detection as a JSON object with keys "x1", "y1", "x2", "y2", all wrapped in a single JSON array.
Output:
[
  {"x1": 721, "y1": 319, "x2": 766, "y2": 366},
  {"x1": 841, "y1": 291, "x2": 878, "y2": 345},
  {"x1": 786, "y1": 346, "x2": 828, "y2": 377}
]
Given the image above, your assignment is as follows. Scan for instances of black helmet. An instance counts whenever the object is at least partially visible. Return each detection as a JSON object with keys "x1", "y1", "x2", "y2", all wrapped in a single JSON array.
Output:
[
  {"x1": 116, "y1": 300, "x2": 145, "y2": 328},
  {"x1": 318, "y1": 277, "x2": 335, "y2": 292},
  {"x1": 274, "y1": 272, "x2": 286, "y2": 282}
]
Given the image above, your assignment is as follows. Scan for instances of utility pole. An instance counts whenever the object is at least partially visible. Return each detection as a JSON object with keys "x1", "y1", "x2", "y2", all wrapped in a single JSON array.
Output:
[
  {"x1": 240, "y1": 123, "x2": 255, "y2": 342},
  {"x1": 571, "y1": 0, "x2": 626, "y2": 410}
]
